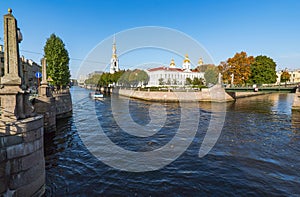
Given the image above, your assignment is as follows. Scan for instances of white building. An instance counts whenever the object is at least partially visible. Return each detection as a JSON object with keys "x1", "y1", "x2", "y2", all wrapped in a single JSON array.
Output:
[
  {"x1": 110, "y1": 36, "x2": 120, "y2": 74},
  {"x1": 276, "y1": 69, "x2": 300, "y2": 84},
  {"x1": 290, "y1": 69, "x2": 300, "y2": 83},
  {"x1": 145, "y1": 55, "x2": 205, "y2": 87}
]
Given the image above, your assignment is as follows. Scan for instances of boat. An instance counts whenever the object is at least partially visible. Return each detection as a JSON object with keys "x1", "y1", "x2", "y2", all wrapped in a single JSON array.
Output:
[{"x1": 89, "y1": 92, "x2": 104, "y2": 100}]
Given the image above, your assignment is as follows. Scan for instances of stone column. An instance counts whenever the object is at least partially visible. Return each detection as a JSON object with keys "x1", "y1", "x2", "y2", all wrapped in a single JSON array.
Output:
[
  {"x1": 39, "y1": 58, "x2": 50, "y2": 97},
  {"x1": 218, "y1": 73, "x2": 222, "y2": 84},
  {"x1": 0, "y1": 9, "x2": 24, "y2": 121},
  {"x1": 1, "y1": 9, "x2": 22, "y2": 86}
]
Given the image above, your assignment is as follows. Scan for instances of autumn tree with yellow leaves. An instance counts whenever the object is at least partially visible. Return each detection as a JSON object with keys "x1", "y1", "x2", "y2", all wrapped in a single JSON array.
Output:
[{"x1": 219, "y1": 51, "x2": 254, "y2": 85}]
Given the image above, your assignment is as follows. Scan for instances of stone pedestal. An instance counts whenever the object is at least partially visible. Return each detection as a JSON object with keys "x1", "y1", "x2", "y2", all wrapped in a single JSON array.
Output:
[
  {"x1": 0, "y1": 9, "x2": 24, "y2": 121},
  {"x1": 0, "y1": 116, "x2": 45, "y2": 196},
  {"x1": 0, "y1": 87, "x2": 25, "y2": 121}
]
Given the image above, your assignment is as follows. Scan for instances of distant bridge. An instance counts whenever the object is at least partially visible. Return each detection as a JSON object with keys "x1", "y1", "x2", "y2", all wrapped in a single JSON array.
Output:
[{"x1": 225, "y1": 86, "x2": 298, "y2": 93}]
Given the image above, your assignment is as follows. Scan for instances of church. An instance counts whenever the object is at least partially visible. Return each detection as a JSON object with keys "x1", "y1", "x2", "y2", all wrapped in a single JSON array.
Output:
[
  {"x1": 109, "y1": 36, "x2": 120, "y2": 74},
  {"x1": 145, "y1": 55, "x2": 205, "y2": 87},
  {"x1": 108, "y1": 38, "x2": 205, "y2": 87}
]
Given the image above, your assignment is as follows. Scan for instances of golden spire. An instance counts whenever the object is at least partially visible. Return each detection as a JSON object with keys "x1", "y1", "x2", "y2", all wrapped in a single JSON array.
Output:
[
  {"x1": 198, "y1": 57, "x2": 203, "y2": 65},
  {"x1": 112, "y1": 34, "x2": 117, "y2": 59},
  {"x1": 183, "y1": 54, "x2": 190, "y2": 63},
  {"x1": 169, "y1": 59, "x2": 176, "y2": 68}
]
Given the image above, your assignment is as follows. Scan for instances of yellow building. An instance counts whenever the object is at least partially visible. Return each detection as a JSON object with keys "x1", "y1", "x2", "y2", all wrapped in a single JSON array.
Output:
[
  {"x1": 0, "y1": 46, "x2": 41, "y2": 89},
  {"x1": 289, "y1": 69, "x2": 300, "y2": 83},
  {"x1": 276, "y1": 69, "x2": 300, "y2": 84}
]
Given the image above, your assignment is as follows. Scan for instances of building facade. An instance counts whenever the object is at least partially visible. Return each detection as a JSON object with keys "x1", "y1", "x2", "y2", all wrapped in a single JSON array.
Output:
[
  {"x1": 145, "y1": 55, "x2": 205, "y2": 87},
  {"x1": 289, "y1": 69, "x2": 300, "y2": 83},
  {"x1": 276, "y1": 69, "x2": 300, "y2": 84},
  {"x1": 0, "y1": 46, "x2": 41, "y2": 89}
]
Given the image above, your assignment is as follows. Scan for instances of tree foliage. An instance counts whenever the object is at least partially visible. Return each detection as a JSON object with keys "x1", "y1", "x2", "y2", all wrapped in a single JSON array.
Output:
[
  {"x1": 99, "y1": 70, "x2": 125, "y2": 86},
  {"x1": 44, "y1": 33, "x2": 70, "y2": 87},
  {"x1": 158, "y1": 78, "x2": 164, "y2": 85},
  {"x1": 219, "y1": 52, "x2": 254, "y2": 85},
  {"x1": 280, "y1": 70, "x2": 291, "y2": 83},
  {"x1": 204, "y1": 65, "x2": 219, "y2": 85},
  {"x1": 185, "y1": 77, "x2": 192, "y2": 85},
  {"x1": 196, "y1": 64, "x2": 215, "y2": 72},
  {"x1": 85, "y1": 74, "x2": 102, "y2": 85},
  {"x1": 248, "y1": 55, "x2": 277, "y2": 84},
  {"x1": 117, "y1": 69, "x2": 149, "y2": 87},
  {"x1": 192, "y1": 77, "x2": 204, "y2": 86}
]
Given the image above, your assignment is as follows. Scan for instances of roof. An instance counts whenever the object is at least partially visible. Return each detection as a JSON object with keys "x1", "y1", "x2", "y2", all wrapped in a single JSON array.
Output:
[{"x1": 147, "y1": 66, "x2": 200, "y2": 73}]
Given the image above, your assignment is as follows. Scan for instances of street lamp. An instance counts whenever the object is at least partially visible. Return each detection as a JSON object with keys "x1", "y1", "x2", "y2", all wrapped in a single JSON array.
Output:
[{"x1": 17, "y1": 28, "x2": 23, "y2": 43}]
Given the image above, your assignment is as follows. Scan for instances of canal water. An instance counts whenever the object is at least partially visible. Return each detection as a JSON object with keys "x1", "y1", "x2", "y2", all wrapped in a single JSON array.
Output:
[{"x1": 44, "y1": 87, "x2": 300, "y2": 196}]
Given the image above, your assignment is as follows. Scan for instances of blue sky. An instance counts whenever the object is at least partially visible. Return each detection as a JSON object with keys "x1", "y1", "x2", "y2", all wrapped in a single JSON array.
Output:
[{"x1": 0, "y1": 0, "x2": 300, "y2": 78}]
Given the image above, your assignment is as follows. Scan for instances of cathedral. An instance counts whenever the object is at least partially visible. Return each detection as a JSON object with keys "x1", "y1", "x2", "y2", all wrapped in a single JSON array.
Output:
[
  {"x1": 145, "y1": 55, "x2": 205, "y2": 87},
  {"x1": 108, "y1": 38, "x2": 205, "y2": 87}
]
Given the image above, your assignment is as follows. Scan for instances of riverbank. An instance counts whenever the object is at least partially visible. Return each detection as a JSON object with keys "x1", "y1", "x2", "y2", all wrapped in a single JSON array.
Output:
[
  {"x1": 112, "y1": 85, "x2": 277, "y2": 102},
  {"x1": 292, "y1": 90, "x2": 300, "y2": 113},
  {"x1": 113, "y1": 85, "x2": 234, "y2": 102}
]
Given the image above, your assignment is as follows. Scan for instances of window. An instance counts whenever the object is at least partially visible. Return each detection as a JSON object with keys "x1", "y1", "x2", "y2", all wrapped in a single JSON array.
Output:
[{"x1": 0, "y1": 57, "x2": 4, "y2": 63}]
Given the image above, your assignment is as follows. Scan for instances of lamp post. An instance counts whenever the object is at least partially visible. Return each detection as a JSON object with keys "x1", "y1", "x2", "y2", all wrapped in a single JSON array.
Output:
[{"x1": 17, "y1": 28, "x2": 22, "y2": 43}]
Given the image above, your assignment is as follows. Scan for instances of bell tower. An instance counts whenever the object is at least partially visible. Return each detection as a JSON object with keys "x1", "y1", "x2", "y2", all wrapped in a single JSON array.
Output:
[{"x1": 110, "y1": 35, "x2": 119, "y2": 74}]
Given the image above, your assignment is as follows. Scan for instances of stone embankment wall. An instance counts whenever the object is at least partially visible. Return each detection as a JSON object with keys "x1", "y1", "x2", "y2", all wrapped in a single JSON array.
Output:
[
  {"x1": 0, "y1": 116, "x2": 45, "y2": 196},
  {"x1": 34, "y1": 97, "x2": 56, "y2": 133},
  {"x1": 292, "y1": 90, "x2": 300, "y2": 113},
  {"x1": 227, "y1": 92, "x2": 271, "y2": 99},
  {"x1": 113, "y1": 86, "x2": 277, "y2": 102},
  {"x1": 114, "y1": 85, "x2": 235, "y2": 102},
  {"x1": 55, "y1": 92, "x2": 73, "y2": 119},
  {"x1": 34, "y1": 91, "x2": 72, "y2": 132}
]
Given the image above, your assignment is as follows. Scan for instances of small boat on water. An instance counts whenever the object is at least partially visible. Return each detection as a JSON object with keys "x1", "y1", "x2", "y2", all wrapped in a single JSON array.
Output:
[{"x1": 89, "y1": 92, "x2": 104, "y2": 100}]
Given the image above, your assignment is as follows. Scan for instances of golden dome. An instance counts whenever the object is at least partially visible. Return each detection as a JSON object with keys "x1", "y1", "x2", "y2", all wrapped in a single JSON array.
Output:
[
  {"x1": 198, "y1": 58, "x2": 203, "y2": 65},
  {"x1": 183, "y1": 54, "x2": 190, "y2": 63},
  {"x1": 170, "y1": 59, "x2": 176, "y2": 67}
]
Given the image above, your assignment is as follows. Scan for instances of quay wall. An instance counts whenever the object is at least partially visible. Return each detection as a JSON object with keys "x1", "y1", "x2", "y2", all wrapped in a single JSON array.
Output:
[
  {"x1": 34, "y1": 91, "x2": 72, "y2": 132},
  {"x1": 114, "y1": 86, "x2": 235, "y2": 102},
  {"x1": 0, "y1": 116, "x2": 45, "y2": 196},
  {"x1": 54, "y1": 92, "x2": 73, "y2": 119},
  {"x1": 228, "y1": 92, "x2": 272, "y2": 99},
  {"x1": 292, "y1": 91, "x2": 300, "y2": 113}
]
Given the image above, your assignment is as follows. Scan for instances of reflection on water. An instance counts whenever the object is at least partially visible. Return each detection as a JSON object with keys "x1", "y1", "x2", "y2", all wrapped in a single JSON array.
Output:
[
  {"x1": 44, "y1": 88, "x2": 300, "y2": 196},
  {"x1": 292, "y1": 112, "x2": 300, "y2": 129}
]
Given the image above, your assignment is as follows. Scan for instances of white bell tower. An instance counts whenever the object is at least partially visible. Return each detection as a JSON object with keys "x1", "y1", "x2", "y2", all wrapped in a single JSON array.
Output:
[{"x1": 110, "y1": 35, "x2": 119, "y2": 74}]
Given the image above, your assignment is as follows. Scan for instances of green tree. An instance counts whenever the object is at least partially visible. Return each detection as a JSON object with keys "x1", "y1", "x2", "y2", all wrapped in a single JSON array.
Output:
[
  {"x1": 166, "y1": 78, "x2": 171, "y2": 85},
  {"x1": 115, "y1": 69, "x2": 148, "y2": 87},
  {"x1": 135, "y1": 70, "x2": 149, "y2": 86},
  {"x1": 186, "y1": 77, "x2": 192, "y2": 85},
  {"x1": 192, "y1": 77, "x2": 204, "y2": 86},
  {"x1": 248, "y1": 55, "x2": 277, "y2": 84},
  {"x1": 85, "y1": 74, "x2": 102, "y2": 85},
  {"x1": 158, "y1": 78, "x2": 164, "y2": 85},
  {"x1": 44, "y1": 33, "x2": 70, "y2": 88},
  {"x1": 196, "y1": 64, "x2": 215, "y2": 72},
  {"x1": 204, "y1": 65, "x2": 218, "y2": 84}
]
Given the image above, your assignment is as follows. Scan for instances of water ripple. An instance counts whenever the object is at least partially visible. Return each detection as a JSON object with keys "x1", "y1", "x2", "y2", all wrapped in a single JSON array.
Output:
[{"x1": 44, "y1": 88, "x2": 300, "y2": 196}]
